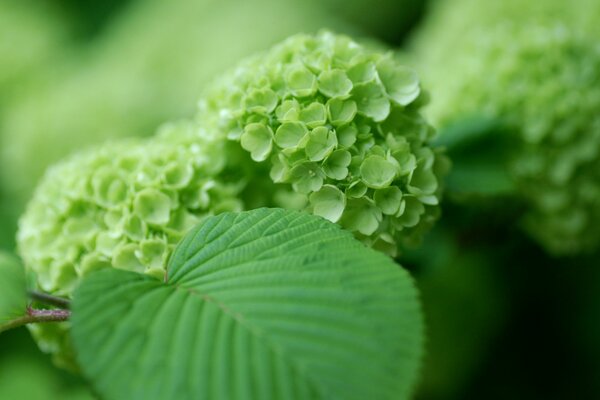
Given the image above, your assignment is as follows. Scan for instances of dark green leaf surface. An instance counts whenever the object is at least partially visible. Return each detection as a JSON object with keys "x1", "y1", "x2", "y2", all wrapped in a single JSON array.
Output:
[
  {"x1": 0, "y1": 252, "x2": 27, "y2": 325},
  {"x1": 72, "y1": 208, "x2": 423, "y2": 400}
]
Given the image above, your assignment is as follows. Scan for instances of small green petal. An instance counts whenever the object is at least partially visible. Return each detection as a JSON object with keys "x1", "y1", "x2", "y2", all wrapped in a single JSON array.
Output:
[
  {"x1": 346, "y1": 180, "x2": 368, "y2": 198},
  {"x1": 112, "y1": 243, "x2": 145, "y2": 273},
  {"x1": 394, "y1": 151, "x2": 417, "y2": 176},
  {"x1": 92, "y1": 167, "x2": 127, "y2": 207},
  {"x1": 133, "y1": 188, "x2": 172, "y2": 226},
  {"x1": 299, "y1": 103, "x2": 327, "y2": 128},
  {"x1": 377, "y1": 59, "x2": 420, "y2": 106},
  {"x1": 360, "y1": 155, "x2": 398, "y2": 189},
  {"x1": 95, "y1": 232, "x2": 122, "y2": 257},
  {"x1": 286, "y1": 66, "x2": 317, "y2": 97},
  {"x1": 62, "y1": 217, "x2": 96, "y2": 240},
  {"x1": 240, "y1": 123, "x2": 273, "y2": 161},
  {"x1": 289, "y1": 163, "x2": 324, "y2": 194},
  {"x1": 79, "y1": 253, "x2": 111, "y2": 275},
  {"x1": 408, "y1": 166, "x2": 438, "y2": 195},
  {"x1": 275, "y1": 99, "x2": 301, "y2": 122},
  {"x1": 374, "y1": 187, "x2": 403, "y2": 215},
  {"x1": 163, "y1": 162, "x2": 194, "y2": 189},
  {"x1": 337, "y1": 125, "x2": 358, "y2": 148},
  {"x1": 309, "y1": 185, "x2": 346, "y2": 222},
  {"x1": 327, "y1": 98, "x2": 357, "y2": 126},
  {"x1": 123, "y1": 214, "x2": 147, "y2": 241},
  {"x1": 270, "y1": 153, "x2": 289, "y2": 183},
  {"x1": 396, "y1": 196, "x2": 425, "y2": 228},
  {"x1": 323, "y1": 149, "x2": 351, "y2": 180},
  {"x1": 341, "y1": 197, "x2": 382, "y2": 235},
  {"x1": 318, "y1": 69, "x2": 353, "y2": 98},
  {"x1": 353, "y1": 82, "x2": 390, "y2": 122},
  {"x1": 275, "y1": 121, "x2": 309, "y2": 149},
  {"x1": 137, "y1": 239, "x2": 167, "y2": 270},
  {"x1": 305, "y1": 127, "x2": 338, "y2": 162},
  {"x1": 347, "y1": 61, "x2": 377, "y2": 84},
  {"x1": 244, "y1": 88, "x2": 279, "y2": 114}
]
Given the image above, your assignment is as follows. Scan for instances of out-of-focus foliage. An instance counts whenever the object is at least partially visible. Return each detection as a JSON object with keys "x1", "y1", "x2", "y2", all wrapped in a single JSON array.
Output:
[
  {"x1": 0, "y1": 329, "x2": 93, "y2": 400},
  {"x1": 53, "y1": 0, "x2": 128, "y2": 38},
  {"x1": 320, "y1": 0, "x2": 425, "y2": 44},
  {"x1": 197, "y1": 32, "x2": 448, "y2": 255},
  {"x1": 0, "y1": 252, "x2": 27, "y2": 325},
  {"x1": 408, "y1": 227, "x2": 508, "y2": 400},
  {"x1": 71, "y1": 209, "x2": 424, "y2": 400},
  {"x1": 410, "y1": 0, "x2": 600, "y2": 255},
  {"x1": 0, "y1": 0, "x2": 75, "y2": 251},
  {"x1": 0, "y1": 0, "x2": 72, "y2": 105}
]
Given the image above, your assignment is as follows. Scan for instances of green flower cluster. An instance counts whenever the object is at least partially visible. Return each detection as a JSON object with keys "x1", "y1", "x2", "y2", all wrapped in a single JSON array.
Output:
[
  {"x1": 18, "y1": 125, "x2": 244, "y2": 369},
  {"x1": 197, "y1": 32, "x2": 446, "y2": 255},
  {"x1": 412, "y1": 0, "x2": 600, "y2": 254},
  {"x1": 18, "y1": 124, "x2": 243, "y2": 296}
]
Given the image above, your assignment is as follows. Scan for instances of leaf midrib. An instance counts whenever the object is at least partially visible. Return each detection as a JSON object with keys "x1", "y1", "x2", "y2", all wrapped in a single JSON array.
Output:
[{"x1": 171, "y1": 282, "x2": 333, "y2": 400}]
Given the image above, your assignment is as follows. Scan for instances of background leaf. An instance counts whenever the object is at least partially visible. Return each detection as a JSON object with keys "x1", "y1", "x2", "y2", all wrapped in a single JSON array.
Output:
[
  {"x1": 436, "y1": 116, "x2": 517, "y2": 197},
  {"x1": 72, "y1": 208, "x2": 423, "y2": 400},
  {"x1": 0, "y1": 251, "x2": 27, "y2": 325}
]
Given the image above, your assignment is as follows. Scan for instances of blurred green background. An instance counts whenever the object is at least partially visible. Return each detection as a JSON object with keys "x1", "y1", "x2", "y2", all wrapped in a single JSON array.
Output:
[{"x1": 1, "y1": 0, "x2": 598, "y2": 398}]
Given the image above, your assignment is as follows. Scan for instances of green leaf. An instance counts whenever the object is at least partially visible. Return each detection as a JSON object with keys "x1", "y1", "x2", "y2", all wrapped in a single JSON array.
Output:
[
  {"x1": 437, "y1": 116, "x2": 516, "y2": 196},
  {"x1": 72, "y1": 209, "x2": 423, "y2": 400},
  {"x1": 0, "y1": 252, "x2": 27, "y2": 325}
]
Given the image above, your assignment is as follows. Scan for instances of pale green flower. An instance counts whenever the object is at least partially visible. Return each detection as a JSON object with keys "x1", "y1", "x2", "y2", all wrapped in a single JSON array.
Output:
[
  {"x1": 197, "y1": 32, "x2": 447, "y2": 255},
  {"x1": 17, "y1": 124, "x2": 244, "y2": 369},
  {"x1": 18, "y1": 124, "x2": 243, "y2": 295}
]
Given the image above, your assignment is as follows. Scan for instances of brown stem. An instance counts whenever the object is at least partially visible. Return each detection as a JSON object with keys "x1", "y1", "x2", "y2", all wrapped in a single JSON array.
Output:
[{"x1": 0, "y1": 307, "x2": 71, "y2": 334}]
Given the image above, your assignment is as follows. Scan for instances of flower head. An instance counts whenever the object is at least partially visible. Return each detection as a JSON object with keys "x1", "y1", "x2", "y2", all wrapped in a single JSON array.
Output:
[
  {"x1": 18, "y1": 123, "x2": 243, "y2": 296},
  {"x1": 197, "y1": 32, "x2": 447, "y2": 254}
]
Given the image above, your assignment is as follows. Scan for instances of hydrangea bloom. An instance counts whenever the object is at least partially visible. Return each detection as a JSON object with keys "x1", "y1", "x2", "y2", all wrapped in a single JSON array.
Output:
[
  {"x1": 412, "y1": 0, "x2": 600, "y2": 254},
  {"x1": 18, "y1": 124, "x2": 243, "y2": 296},
  {"x1": 17, "y1": 124, "x2": 244, "y2": 368},
  {"x1": 197, "y1": 32, "x2": 447, "y2": 255}
]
